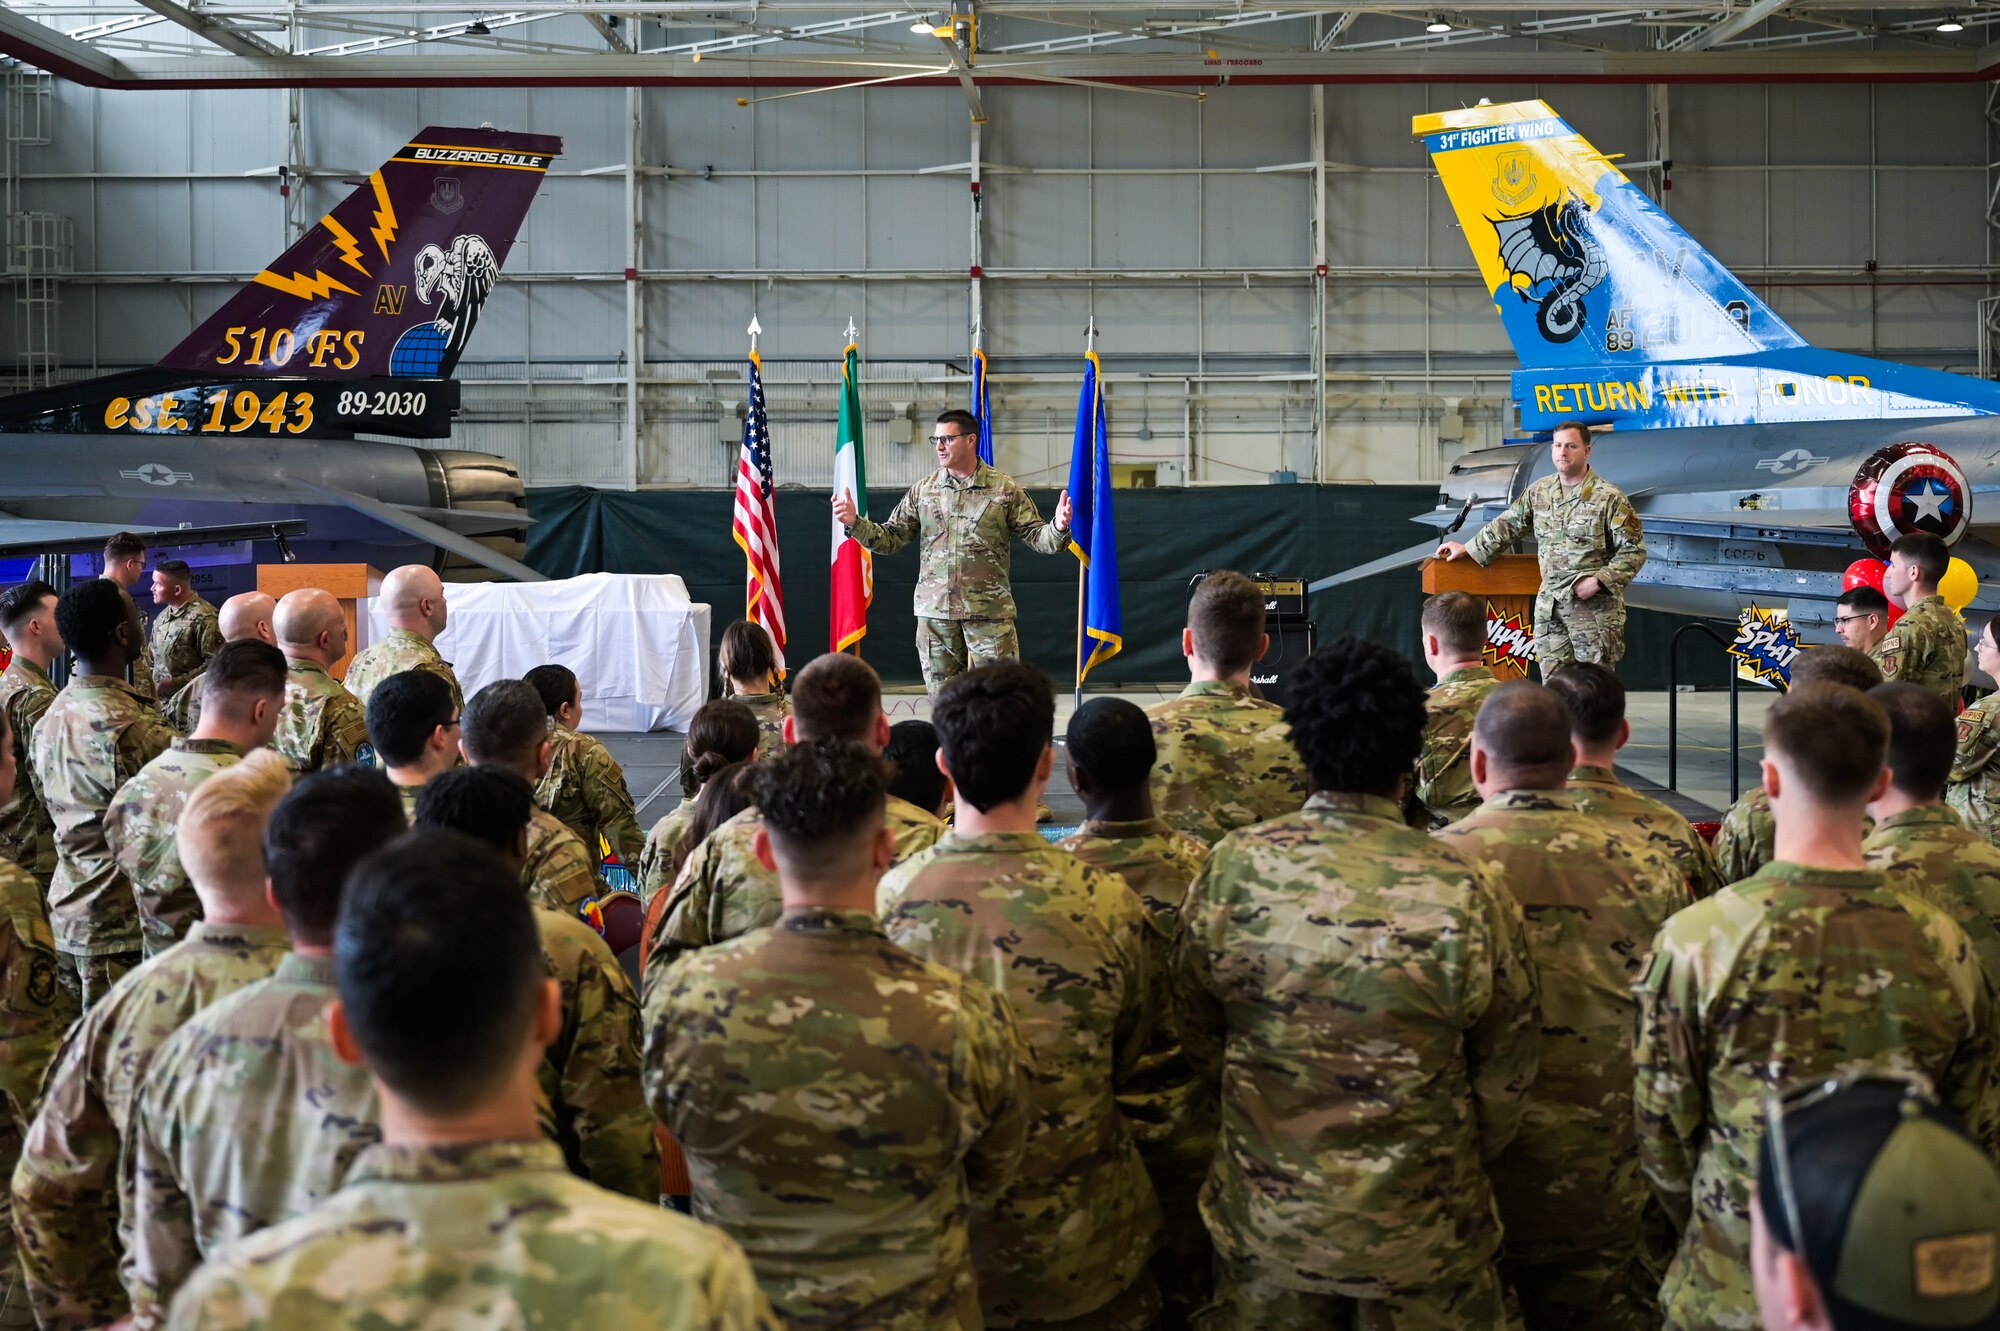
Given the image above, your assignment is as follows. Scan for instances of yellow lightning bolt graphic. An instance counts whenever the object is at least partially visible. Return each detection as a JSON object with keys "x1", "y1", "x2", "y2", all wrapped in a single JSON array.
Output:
[
  {"x1": 321, "y1": 213, "x2": 371, "y2": 279},
  {"x1": 252, "y1": 268, "x2": 360, "y2": 301},
  {"x1": 367, "y1": 170, "x2": 399, "y2": 266}
]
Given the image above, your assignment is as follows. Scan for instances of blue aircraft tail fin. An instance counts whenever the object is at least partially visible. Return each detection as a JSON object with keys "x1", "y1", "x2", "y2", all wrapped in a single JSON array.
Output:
[{"x1": 1414, "y1": 100, "x2": 1806, "y2": 371}]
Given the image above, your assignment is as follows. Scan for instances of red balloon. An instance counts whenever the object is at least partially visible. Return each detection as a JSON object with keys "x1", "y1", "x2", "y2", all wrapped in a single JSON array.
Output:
[
  {"x1": 1886, "y1": 602, "x2": 1905, "y2": 629},
  {"x1": 1843, "y1": 558, "x2": 1888, "y2": 593}
]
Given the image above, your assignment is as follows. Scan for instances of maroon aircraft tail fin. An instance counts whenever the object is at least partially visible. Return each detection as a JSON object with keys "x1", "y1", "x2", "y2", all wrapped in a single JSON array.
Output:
[{"x1": 158, "y1": 125, "x2": 562, "y2": 380}]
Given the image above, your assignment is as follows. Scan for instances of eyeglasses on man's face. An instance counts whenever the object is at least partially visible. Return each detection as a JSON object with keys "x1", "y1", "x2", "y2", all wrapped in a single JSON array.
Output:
[{"x1": 927, "y1": 433, "x2": 967, "y2": 446}]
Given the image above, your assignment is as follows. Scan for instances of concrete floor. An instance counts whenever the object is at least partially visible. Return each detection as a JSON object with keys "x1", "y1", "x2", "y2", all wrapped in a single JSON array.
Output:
[{"x1": 598, "y1": 686, "x2": 1766, "y2": 843}]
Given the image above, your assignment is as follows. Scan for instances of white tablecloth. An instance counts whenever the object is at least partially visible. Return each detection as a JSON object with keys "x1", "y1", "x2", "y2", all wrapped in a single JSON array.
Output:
[{"x1": 361, "y1": 573, "x2": 711, "y2": 733}]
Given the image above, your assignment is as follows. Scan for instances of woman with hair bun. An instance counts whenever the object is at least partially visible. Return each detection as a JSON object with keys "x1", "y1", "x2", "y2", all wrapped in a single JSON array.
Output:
[{"x1": 637, "y1": 698, "x2": 759, "y2": 904}]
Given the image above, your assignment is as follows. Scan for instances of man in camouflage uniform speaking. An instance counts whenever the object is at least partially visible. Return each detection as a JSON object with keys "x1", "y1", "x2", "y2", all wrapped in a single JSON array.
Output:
[
  {"x1": 833, "y1": 409, "x2": 1072, "y2": 696},
  {"x1": 1438, "y1": 421, "x2": 1646, "y2": 673}
]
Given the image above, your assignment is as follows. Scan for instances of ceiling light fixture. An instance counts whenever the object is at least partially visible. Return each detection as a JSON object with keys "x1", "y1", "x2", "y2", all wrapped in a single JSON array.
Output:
[
  {"x1": 1937, "y1": 16, "x2": 1965, "y2": 29},
  {"x1": 1425, "y1": 16, "x2": 1453, "y2": 32},
  {"x1": 911, "y1": 17, "x2": 937, "y2": 32},
  {"x1": 466, "y1": 17, "x2": 491, "y2": 33}
]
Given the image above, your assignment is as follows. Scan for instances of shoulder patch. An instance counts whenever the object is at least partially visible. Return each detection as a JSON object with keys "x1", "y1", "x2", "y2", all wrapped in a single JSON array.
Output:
[{"x1": 354, "y1": 743, "x2": 377, "y2": 769}]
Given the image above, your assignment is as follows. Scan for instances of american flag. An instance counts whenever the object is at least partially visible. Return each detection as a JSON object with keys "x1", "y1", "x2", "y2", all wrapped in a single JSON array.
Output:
[{"x1": 732, "y1": 348, "x2": 787, "y2": 672}]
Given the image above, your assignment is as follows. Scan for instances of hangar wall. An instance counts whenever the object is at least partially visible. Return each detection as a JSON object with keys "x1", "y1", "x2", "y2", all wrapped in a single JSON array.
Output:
[{"x1": 4, "y1": 78, "x2": 1991, "y2": 492}]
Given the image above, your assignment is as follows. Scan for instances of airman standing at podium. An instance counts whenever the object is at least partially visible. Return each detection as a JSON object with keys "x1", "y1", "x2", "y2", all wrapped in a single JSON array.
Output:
[{"x1": 1437, "y1": 422, "x2": 1647, "y2": 673}]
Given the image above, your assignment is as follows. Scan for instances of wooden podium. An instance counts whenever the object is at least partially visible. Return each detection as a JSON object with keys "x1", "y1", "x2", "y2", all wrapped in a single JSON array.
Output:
[
  {"x1": 1422, "y1": 553, "x2": 1542, "y2": 680},
  {"x1": 256, "y1": 564, "x2": 382, "y2": 680}
]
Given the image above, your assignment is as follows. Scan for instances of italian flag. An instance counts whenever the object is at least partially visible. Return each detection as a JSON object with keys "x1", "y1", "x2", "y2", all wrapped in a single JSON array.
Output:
[{"x1": 830, "y1": 341, "x2": 872, "y2": 652}]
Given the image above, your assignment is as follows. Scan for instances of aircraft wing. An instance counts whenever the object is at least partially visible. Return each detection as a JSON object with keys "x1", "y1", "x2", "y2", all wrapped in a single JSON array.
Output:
[
  {"x1": 1307, "y1": 539, "x2": 1442, "y2": 593},
  {"x1": 298, "y1": 481, "x2": 546, "y2": 583},
  {"x1": 1639, "y1": 512, "x2": 1857, "y2": 548},
  {"x1": 0, "y1": 515, "x2": 312, "y2": 560}
]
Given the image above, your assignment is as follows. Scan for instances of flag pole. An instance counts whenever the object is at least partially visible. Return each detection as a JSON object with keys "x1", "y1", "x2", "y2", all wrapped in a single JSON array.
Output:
[
  {"x1": 843, "y1": 315, "x2": 862, "y2": 660},
  {"x1": 1074, "y1": 317, "x2": 1097, "y2": 713}
]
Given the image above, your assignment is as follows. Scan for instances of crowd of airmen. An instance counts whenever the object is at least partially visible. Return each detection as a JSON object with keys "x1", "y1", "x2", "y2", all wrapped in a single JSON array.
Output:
[{"x1": 0, "y1": 528, "x2": 1996, "y2": 1329}]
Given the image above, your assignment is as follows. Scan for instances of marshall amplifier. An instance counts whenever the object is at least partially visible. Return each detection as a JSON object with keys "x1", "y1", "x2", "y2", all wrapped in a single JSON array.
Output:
[
  {"x1": 1250, "y1": 621, "x2": 1317, "y2": 708},
  {"x1": 1191, "y1": 572, "x2": 1309, "y2": 623}
]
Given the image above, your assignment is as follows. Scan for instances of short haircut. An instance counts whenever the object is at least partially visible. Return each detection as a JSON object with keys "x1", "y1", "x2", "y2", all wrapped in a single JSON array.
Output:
[
  {"x1": 1890, "y1": 531, "x2": 1949, "y2": 586},
  {"x1": 154, "y1": 559, "x2": 191, "y2": 583},
  {"x1": 1065, "y1": 696, "x2": 1157, "y2": 791},
  {"x1": 1546, "y1": 662, "x2": 1625, "y2": 747},
  {"x1": 102, "y1": 532, "x2": 145, "y2": 562},
  {"x1": 1764, "y1": 683, "x2": 1889, "y2": 805},
  {"x1": 750, "y1": 738, "x2": 888, "y2": 880},
  {"x1": 935, "y1": 407, "x2": 980, "y2": 440},
  {"x1": 933, "y1": 661, "x2": 1054, "y2": 813},
  {"x1": 1473, "y1": 681, "x2": 1575, "y2": 783},
  {"x1": 0, "y1": 581, "x2": 56, "y2": 634},
  {"x1": 522, "y1": 664, "x2": 578, "y2": 717},
  {"x1": 414, "y1": 765, "x2": 535, "y2": 857},
  {"x1": 790, "y1": 653, "x2": 882, "y2": 745},
  {"x1": 1284, "y1": 635, "x2": 1428, "y2": 797},
  {"x1": 1837, "y1": 585, "x2": 1891, "y2": 618},
  {"x1": 336, "y1": 830, "x2": 544, "y2": 1116},
  {"x1": 1790, "y1": 645, "x2": 1883, "y2": 692},
  {"x1": 264, "y1": 764, "x2": 406, "y2": 946},
  {"x1": 179, "y1": 749, "x2": 292, "y2": 901},
  {"x1": 687, "y1": 699, "x2": 760, "y2": 788},
  {"x1": 365, "y1": 670, "x2": 457, "y2": 768},
  {"x1": 1872, "y1": 681, "x2": 1956, "y2": 801},
  {"x1": 1421, "y1": 590, "x2": 1486, "y2": 660},
  {"x1": 1552, "y1": 419, "x2": 1592, "y2": 442},
  {"x1": 199, "y1": 640, "x2": 287, "y2": 711},
  {"x1": 54, "y1": 579, "x2": 131, "y2": 662},
  {"x1": 718, "y1": 620, "x2": 778, "y2": 690},
  {"x1": 460, "y1": 680, "x2": 549, "y2": 770},
  {"x1": 883, "y1": 720, "x2": 947, "y2": 815},
  {"x1": 687, "y1": 760, "x2": 758, "y2": 855},
  {"x1": 1188, "y1": 570, "x2": 1267, "y2": 674}
]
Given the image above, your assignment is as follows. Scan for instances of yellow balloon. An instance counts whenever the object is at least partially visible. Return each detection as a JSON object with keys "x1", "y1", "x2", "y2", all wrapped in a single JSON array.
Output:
[{"x1": 1940, "y1": 556, "x2": 1980, "y2": 612}]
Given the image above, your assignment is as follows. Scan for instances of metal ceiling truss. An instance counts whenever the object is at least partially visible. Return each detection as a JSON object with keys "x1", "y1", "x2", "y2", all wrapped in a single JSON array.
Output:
[{"x1": 5, "y1": 0, "x2": 2000, "y2": 84}]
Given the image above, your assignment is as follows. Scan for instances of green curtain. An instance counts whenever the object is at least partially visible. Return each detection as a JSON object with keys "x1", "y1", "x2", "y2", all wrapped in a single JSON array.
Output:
[{"x1": 525, "y1": 484, "x2": 1732, "y2": 691}]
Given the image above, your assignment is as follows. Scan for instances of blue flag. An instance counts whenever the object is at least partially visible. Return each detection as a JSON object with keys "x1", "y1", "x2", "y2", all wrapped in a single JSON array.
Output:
[
  {"x1": 972, "y1": 346, "x2": 994, "y2": 467},
  {"x1": 1065, "y1": 350, "x2": 1121, "y2": 679}
]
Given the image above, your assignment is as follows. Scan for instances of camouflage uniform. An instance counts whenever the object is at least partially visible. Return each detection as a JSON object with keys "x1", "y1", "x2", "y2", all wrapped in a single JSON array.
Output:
[
  {"x1": 1056, "y1": 818, "x2": 1213, "y2": 1330},
  {"x1": 161, "y1": 1139, "x2": 779, "y2": 1331},
  {"x1": 845, "y1": 463, "x2": 1070, "y2": 695},
  {"x1": 129, "y1": 644, "x2": 156, "y2": 705},
  {"x1": 340, "y1": 628, "x2": 462, "y2": 711},
  {"x1": 0, "y1": 657, "x2": 56, "y2": 889},
  {"x1": 1874, "y1": 593, "x2": 1968, "y2": 707},
  {"x1": 0, "y1": 856, "x2": 73, "y2": 1330},
  {"x1": 1147, "y1": 680, "x2": 1310, "y2": 846},
  {"x1": 878, "y1": 831, "x2": 1164, "y2": 1328},
  {"x1": 646, "y1": 797, "x2": 943, "y2": 984},
  {"x1": 645, "y1": 905, "x2": 1032, "y2": 1329},
  {"x1": 1462, "y1": 468, "x2": 1647, "y2": 671},
  {"x1": 1174, "y1": 791, "x2": 1539, "y2": 1330},
  {"x1": 637, "y1": 798, "x2": 697, "y2": 906},
  {"x1": 148, "y1": 599, "x2": 220, "y2": 699},
  {"x1": 124, "y1": 952, "x2": 380, "y2": 1329},
  {"x1": 1633, "y1": 863, "x2": 1998, "y2": 1331},
  {"x1": 273, "y1": 659, "x2": 370, "y2": 774},
  {"x1": 1415, "y1": 665, "x2": 1501, "y2": 827},
  {"x1": 13, "y1": 920, "x2": 288, "y2": 1331},
  {"x1": 526, "y1": 806, "x2": 602, "y2": 918},
  {"x1": 394, "y1": 782, "x2": 420, "y2": 822},
  {"x1": 104, "y1": 738, "x2": 244, "y2": 957},
  {"x1": 1436, "y1": 790, "x2": 1686, "y2": 1329},
  {"x1": 157, "y1": 675, "x2": 201, "y2": 737},
  {"x1": 535, "y1": 909, "x2": 658, "y2": 1201},
  {"x1": 1866, "y1": 804, "x2": 2000, "y2": 992},
  {"x1": 31, "y1": 676, "x2": 176, "y2": 1005},
  {"x1": 538, "y1": 723, "x2": 644, "y2": 874},
  {"x1": 1569, "y1": 764, "x2": 1725, "y2": 900},
  {"x1": 1949, "y1": 693, "x2": 2000, "y2": 844}
]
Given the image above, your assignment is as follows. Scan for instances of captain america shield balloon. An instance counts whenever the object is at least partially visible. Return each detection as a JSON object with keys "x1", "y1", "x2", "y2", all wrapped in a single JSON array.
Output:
[{"x1": 1848, "y1": 441, "x2": 1972, "y2": 559}]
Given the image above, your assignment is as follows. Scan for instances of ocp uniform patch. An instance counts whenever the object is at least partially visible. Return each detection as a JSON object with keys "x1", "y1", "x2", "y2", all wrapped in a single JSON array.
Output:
[{"x1": 25, "y1": 952, "x2": 56, "y2": 1009}]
